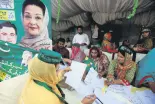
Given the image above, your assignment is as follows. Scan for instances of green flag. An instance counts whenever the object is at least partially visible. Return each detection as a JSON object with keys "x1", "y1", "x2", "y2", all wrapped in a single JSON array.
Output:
[{"x1": 0, "y1": 41, "x2": 38, "y2": 81}]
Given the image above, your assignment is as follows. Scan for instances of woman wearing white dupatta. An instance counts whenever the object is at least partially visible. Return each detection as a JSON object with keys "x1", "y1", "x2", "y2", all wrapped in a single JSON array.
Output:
[{"x1": 19, "y1": 0, "x2": 52, "y2": 50}]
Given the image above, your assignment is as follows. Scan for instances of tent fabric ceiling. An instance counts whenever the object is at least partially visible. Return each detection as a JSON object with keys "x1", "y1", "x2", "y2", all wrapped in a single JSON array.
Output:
[
  {"x1": 52, "y1": 0, "x2": 155, "y2": 31},
  {"x1": 131, "y1": 11, "x2": 155, "y2": 27},
  {"x1": 52, "y1": 19, "x2": 74, "y2": 31},
  {"x1": 52, "y1": 0, "x2": 83, "y2": 19},
  {"x1": 73, "y1": 0, "x2": 153, "y2": 13},
  {"x1": 92, "y1": 12, "x2": 131, "y2": 25},
  {"x1": 69, "y1": 13, "x2": 90, "y2": 27}
]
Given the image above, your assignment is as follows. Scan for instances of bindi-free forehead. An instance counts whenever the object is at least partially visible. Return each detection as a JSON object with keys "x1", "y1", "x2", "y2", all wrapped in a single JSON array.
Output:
[
  {"x1": 0, "y1": 27, "x2": 16, "y2": 35},
  {"x1": 24, "y1": 5, "x2": 43, "y2": 16}
]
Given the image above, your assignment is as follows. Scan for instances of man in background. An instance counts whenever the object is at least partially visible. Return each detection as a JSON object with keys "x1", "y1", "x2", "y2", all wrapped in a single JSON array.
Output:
[
  {"x1": 72, "y1": 26, "x2": 90, "y2": 51},
  {"x1": 133, "y1": 28, "x2": 153, "y2": 53},
  {"x1": 0, "y1": 21, "x2": 17, "y2": 44},
  {"x1": 53, "y1": 38, "x2": 69, "y2": 58}
]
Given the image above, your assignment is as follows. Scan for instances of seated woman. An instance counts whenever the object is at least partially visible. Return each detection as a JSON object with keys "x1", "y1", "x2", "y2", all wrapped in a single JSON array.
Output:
[
  {"x1": 135, "y1": 48, "x2": 155, "y2": 93},
  {"x1": 18, "y1": 49, "x2": 96, "y2": 104},
  {"x1": 106, "y1": 45, "x2": 137, "y2": 86},
  {"x1": 133, "y1": 28, "x2": 153, "y2": 53},
  {"x1": 102, "y1": 32, "x2": 117, "y2": 53},
  {"x1": 82, "y1": 47, "x2": 109, "y2": 81},
  {"x1": 122, "y1": 40, "x2": 136, "y2": 61},
  {"x1": 70, "y1": 43, "x2": 86, "y2": 62}
]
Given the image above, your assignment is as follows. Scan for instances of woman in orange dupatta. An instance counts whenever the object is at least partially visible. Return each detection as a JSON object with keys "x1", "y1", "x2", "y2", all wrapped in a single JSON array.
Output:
[{"x1": 102, "y1": 32, "x2": 117, "y2": 53}]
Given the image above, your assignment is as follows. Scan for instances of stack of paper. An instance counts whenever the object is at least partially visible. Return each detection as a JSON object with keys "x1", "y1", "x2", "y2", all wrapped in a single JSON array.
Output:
[
  {"x1": 135, "y1": 90, "x2": 155, "y2": 104},
  {"x1": 65, "y1": 61, "x2": 87, "y2": 90},
  {"x1": 84, "y1": 68, "x2": 98, "y2": 85}
]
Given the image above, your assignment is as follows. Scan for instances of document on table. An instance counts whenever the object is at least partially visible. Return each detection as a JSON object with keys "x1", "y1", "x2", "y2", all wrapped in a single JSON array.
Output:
[
  {"x1": 65, "y1": 61, "x2": 87, "y2": 90},
  {"x1": 84, "y1": 68, "x2": 98, "y2": 85},
  {"x1": 105, "y1": 85, "x2": 155, "y2": 104},
  {"x1": 90, "y1": 76, "x2": 105, "y2": 89},
  {"x1": 94, "y1": 88, "x2": 126, "y2": 104},
  {"x1": 135, "y1": 90, "x2": 155, "y2": 104},
  {"x1": 106, "y1": 85, "x2": 132, "y2": 95},
  {"x1": 76, "y1": 81, "x2": 94, "y2": 96}
]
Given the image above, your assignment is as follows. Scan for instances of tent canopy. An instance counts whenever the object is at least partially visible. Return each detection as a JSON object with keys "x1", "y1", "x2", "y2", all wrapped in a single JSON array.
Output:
[{"x1": 52, "y1": 0, "x2": 155, "y2": 31}]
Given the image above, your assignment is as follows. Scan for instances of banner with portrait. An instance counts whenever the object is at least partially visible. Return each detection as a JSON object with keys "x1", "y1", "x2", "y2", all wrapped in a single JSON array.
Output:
[
  {"x1": 0, "y1": 0, "x2": 52, "y2": 81},
  {"x1": 0, "y1": 0, "x2": 52, "y2": 50}
]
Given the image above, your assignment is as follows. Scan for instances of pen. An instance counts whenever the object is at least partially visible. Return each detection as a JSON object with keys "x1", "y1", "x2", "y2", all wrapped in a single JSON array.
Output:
[
  {"x1": 96, "y1": 97, "x2": 104, "y2": 104},
  {"x1": 61, "y1": 57, "x2": 68, "y2": 66},
  {"x1": 86, "y1": 90, "x2": 104, "y2": 104},
  {"x1": 86, "y1": 96, "x2": 103, "y2": 104}
]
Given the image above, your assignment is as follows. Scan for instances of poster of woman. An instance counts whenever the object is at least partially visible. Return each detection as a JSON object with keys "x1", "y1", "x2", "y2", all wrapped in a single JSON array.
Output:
[
  {"x1": 0, "y1": 0, "x2": 52, "y2": 81},
  {"x1": 0, "y1": 0, "x2": 52, "y2": 50}
]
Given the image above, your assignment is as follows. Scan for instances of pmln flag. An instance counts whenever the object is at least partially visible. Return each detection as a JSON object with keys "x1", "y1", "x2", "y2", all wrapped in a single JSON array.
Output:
[
  {"x1": 0, "y1": 0, "x2": 52, "y2": 81},
  {"x1": 0, "y1": 41, "x2": 38, "y2": 81}
]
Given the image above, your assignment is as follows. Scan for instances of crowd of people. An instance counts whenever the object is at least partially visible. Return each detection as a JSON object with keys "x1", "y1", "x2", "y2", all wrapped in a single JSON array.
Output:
[
  {"x1": 52, "y1": 26, "x2": 155, "y2": 85},
  {"x1": 0, "y1": 14, "x2": 155, "y2": 103},
  {"x1": 18, "y1": 44, "x2": 155, "y2": 104},
  {"x1": 44, "y1": 26, "x2": 155, "y2": 104}
]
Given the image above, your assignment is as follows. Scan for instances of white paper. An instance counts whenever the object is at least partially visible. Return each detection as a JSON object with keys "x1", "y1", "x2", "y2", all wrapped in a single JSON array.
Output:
[
  {"x1": 135, "y1": 90, "x2": 155, "y2": 104},
  {"x1": 107, "y1": 85, "x2": 126, "y2": 94},
  {"x1": 105, "y1": 85, "x2": 155, "y2": 104},
  {"x1": 65, "y1": 61, "x2": 87, "y2": 90},
  {"x1": 76, "y1": 81, "x2": 94, "y2": 96},
  {"x1": 84, "y1": 68, "x2": 98, "y2": 85},
  {"x1": 59, "y1": 64, "x2": 67, "y2": 70},
  {"x1": 75, "y1": 80, "x2": 154, "y2": 104},
  {"x1": 94, "y1": 88, "x2": 126, "y2": 104},
  {"x1": 90, "y1": 76, "x2": 105, "y2": 89}
]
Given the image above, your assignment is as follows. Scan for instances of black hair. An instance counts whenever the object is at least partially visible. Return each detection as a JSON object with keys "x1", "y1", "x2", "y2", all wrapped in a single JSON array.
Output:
[
  {"x1": 66, "y1": 37, "x2": 70, "y2": 41},
  {"x1": 77, "y1": 26, "x2": 83, "y2": 30},
  {"x1": 90, "y1": 47, "x2": 101, "y2": 57},
  {"x1": 0, "y1": 21, "x2": 17, "y2": 34},
  {"x1": 122, "y1": 40, "x2": 130, "y2": 46},
  {"x1": 118, "y1": 45, "x2": 133, "y2": 56},
  {"x1": 57, "y1": 38, "x2": 65, "y2": 43},
  {"x1": 22, "y1": 0, "x2": 46, "y2": 16}
]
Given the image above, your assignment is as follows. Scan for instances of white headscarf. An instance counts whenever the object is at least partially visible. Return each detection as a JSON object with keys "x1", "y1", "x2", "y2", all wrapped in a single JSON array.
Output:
[{"x1": 20, "y1": 5, "x2": 52, "y2": 50}]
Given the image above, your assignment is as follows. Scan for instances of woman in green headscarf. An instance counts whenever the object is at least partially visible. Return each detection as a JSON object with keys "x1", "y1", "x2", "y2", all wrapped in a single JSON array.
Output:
[{"x1": 106, "y1": 45, "x2": 137, "y2": 86}]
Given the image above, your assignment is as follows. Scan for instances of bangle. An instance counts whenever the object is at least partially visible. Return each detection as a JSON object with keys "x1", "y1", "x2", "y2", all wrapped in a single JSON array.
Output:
[{"x1": 121, "y1": 79, "x2": 130, "y2": 86}]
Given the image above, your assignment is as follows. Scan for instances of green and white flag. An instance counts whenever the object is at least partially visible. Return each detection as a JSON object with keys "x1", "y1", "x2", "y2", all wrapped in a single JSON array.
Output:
[{"x1": 0, "y1": 41, "x2": 38, "y2": 81}]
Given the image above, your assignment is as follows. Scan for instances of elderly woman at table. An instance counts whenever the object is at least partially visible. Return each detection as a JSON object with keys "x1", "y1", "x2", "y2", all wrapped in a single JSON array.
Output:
[
  {"x1": 135, "y1": 48, "x2": 155, "y2": 93},
  {"x1": 106, "y1": 45, "x2": 137, "y2": 86}
]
